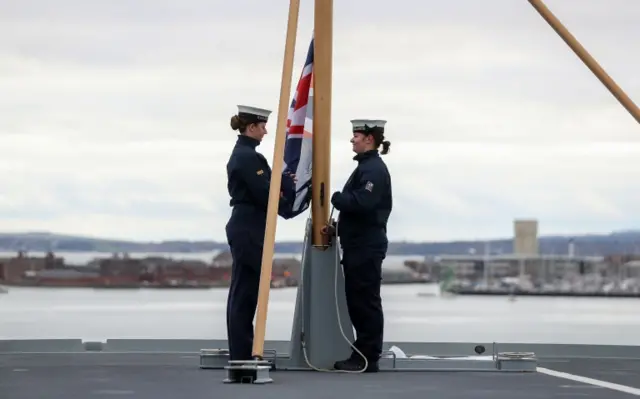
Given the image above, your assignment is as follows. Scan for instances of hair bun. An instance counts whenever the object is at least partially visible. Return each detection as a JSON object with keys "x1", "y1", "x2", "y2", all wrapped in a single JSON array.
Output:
[{"x1": 230, "y1": 115, "x2": 241, "y2": 131}]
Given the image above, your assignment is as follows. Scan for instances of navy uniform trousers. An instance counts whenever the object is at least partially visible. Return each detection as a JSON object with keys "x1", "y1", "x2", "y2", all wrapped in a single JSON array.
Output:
[
  {"x1": 225, "y1": 209, "x2": 264, "y2": 361},
  {"x1": 341, "y1": 246, "x2": 386, "y2": 361}
]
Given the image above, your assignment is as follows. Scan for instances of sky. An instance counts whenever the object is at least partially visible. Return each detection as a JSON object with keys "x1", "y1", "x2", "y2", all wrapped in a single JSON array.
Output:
[{"x1": 0, "y1": 0, "x2": 639, "y2": 243}]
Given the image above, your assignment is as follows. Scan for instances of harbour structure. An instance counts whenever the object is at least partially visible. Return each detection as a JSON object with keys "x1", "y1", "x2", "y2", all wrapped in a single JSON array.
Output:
[{"x1": 0, "y1": 251, "x2": 301, "y2": 288}]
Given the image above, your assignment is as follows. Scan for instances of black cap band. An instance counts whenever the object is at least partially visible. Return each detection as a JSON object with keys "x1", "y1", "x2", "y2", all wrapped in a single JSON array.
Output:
[
  {"x1": 238, "y1": 112, "x2": 268, "y2": 124},
  {"x1": 353, "y1": 124, "x2": 384, "y2": 135}
]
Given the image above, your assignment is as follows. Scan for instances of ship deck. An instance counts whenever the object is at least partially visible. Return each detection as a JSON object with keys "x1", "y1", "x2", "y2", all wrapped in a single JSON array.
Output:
[{"x1": 2, "y1": 352, "x2": 640, "y2": 398}]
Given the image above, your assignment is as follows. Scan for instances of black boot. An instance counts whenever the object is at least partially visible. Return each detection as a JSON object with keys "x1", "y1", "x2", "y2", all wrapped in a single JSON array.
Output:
[{"x1": 333, "y1": 355, "x2": 379, "y2": 373}]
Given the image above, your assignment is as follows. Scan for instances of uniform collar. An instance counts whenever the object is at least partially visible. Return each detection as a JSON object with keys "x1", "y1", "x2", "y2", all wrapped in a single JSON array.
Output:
[
  {"x1": 236, "y1": 134, "x2": 260, "y2": 149},
  {"x1": 353, "y1": 149, "x2": 379, "y2": 162}
]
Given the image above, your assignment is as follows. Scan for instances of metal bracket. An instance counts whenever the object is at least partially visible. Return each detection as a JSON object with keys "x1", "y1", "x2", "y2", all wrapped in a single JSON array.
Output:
[
  {"x1": 201, "y1": 349, "x2": 278, "y2": 370},
  {"x1": 224, "y1": 360, "x2": 273, "y2": 384}
]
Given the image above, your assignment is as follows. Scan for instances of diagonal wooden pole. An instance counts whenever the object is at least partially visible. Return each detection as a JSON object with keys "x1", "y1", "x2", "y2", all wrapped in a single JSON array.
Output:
[
  {"x1": 528, "y1": 0, "x2": 640, "y2": 124},
  {"x1": 252, "y1": 0, "x2": 300, "y2": 359}
]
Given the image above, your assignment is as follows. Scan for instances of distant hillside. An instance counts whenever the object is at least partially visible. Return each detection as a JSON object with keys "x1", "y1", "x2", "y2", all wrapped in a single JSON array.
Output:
[
  {"x1": 1, "y1": 230, "x2": 639, "y2": 256},
  {"x1": 0, "y1": 232, "x2": 220, "y2": 254}
]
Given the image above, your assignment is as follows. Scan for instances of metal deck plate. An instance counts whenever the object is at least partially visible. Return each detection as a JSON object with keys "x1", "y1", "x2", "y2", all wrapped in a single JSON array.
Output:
[{"x1": 199, "y1": 345, "x2": 537, "y2": 372}]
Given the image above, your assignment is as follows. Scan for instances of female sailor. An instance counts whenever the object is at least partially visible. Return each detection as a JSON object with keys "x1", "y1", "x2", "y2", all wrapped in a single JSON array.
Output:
[{"x1": 225, "y1": 104, "x2": 296, "y2": 361}]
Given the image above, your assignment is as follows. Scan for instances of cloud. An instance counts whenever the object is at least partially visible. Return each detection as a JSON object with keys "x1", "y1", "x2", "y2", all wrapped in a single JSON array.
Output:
[{"x1": 0, "y1": 0, "x2": 638, "y2": 242}]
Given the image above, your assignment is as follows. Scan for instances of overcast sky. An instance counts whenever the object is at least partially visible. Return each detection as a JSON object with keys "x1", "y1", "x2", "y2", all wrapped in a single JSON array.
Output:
[{"x1": 0, "y1": 0, "x2": 638, "y2": 243}]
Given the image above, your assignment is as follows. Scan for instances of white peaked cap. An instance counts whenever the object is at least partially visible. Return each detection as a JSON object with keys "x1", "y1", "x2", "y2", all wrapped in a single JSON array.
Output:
[
  {"x1": 350, "y1": 119, "x2": 387, "y2": 130},
  {"x1": 237, "y1": 105, "x2": 272, "y2": 119}
]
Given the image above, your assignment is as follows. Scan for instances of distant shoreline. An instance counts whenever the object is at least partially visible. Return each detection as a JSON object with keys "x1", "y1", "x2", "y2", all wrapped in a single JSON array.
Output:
[{"x1": 1, "y1": 229, "x2": 639, "y2": 256}]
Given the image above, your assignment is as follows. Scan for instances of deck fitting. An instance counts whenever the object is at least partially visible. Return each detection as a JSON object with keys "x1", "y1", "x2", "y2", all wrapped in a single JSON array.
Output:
[{"x1": 224, "y1": 360, "x2": 273, "y2": 384}]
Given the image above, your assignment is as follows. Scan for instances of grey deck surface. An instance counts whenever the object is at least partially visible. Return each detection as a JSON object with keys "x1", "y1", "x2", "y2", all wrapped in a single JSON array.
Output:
[{"x1": 1, "y1": 353, "x2": 639, "y2": 399}]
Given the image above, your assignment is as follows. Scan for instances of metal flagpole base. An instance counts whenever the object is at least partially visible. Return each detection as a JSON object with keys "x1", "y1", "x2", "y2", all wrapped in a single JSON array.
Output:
[
  {"x1": 223, "y1": 360, "x2": 273, "y2": 384},
  {"x1": 285, "y1": 218, "x2": 354, "y2": 369}
]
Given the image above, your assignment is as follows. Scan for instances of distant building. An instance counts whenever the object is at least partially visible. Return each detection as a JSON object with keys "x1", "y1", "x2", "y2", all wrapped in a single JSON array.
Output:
[
  {"x1": 212, "y1": 251, "x2": 233, "y2": 268},
  {"x1": 513, "y1": 219, "x2": 539, "y2": 255},
  {"x1": 0, "y1": 252, "x2": 63, "y2": 282},
  {"x1": 381, "y1": 258, "x2": 422, "y2": 283},
  {"x1": 435, "y1": 253, "x2": 605, "y2": 282},
  {"x1": 210, "y1": 251, "x2": 301, "y2": 278}
]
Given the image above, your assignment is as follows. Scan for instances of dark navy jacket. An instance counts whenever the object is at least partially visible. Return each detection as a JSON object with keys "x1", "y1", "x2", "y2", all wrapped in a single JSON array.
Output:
[
  {"x1": 331, "y1": 150, "x2": 392, "y2": 250},
  {"x1": 226, "y1": 135, "x2": 295, "y2": 235}
]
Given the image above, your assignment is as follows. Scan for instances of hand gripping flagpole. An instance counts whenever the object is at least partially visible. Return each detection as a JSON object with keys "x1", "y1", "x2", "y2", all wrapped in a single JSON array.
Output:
[
  {"x1": 252, "y1": 0, "x2": 301, "y2": 360},
  {"x1": 528, "y1": 0, "x2": 640, "y2": 124}
]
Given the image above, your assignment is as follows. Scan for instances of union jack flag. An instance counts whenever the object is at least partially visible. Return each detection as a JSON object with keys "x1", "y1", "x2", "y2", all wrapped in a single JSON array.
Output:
[{"x1": 279, "y1": 36, "x2": 314, "y2": 219}]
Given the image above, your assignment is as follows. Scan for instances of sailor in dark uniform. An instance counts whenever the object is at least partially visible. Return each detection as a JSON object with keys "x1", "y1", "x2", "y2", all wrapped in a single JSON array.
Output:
[
  {"x1": 330, "y1": 119, "x2": 392, "y2": 373},
  {"x1": 225, "y1": 105, "x2": 296, "y2": 361}
]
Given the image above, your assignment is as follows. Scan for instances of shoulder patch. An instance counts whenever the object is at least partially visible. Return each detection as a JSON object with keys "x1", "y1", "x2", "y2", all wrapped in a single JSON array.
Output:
[
  {"x1": 365, "y1": 181, "x2": 374, "y2": 192},
  {"x1": 256, "y1": 170, "x2": 264, "y2": 175}
]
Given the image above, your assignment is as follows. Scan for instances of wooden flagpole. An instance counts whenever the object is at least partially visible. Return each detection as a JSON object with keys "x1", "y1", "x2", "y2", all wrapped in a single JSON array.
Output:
[
  {"x1": 528, "y1": 0, "x2": 640, "y2": 124},
  {"x1": 312, "y1": 0, "x2": 333, "y2": 247},
  {"x1": 252, "y1": 0, "x2": 300, "y2": 358}
]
